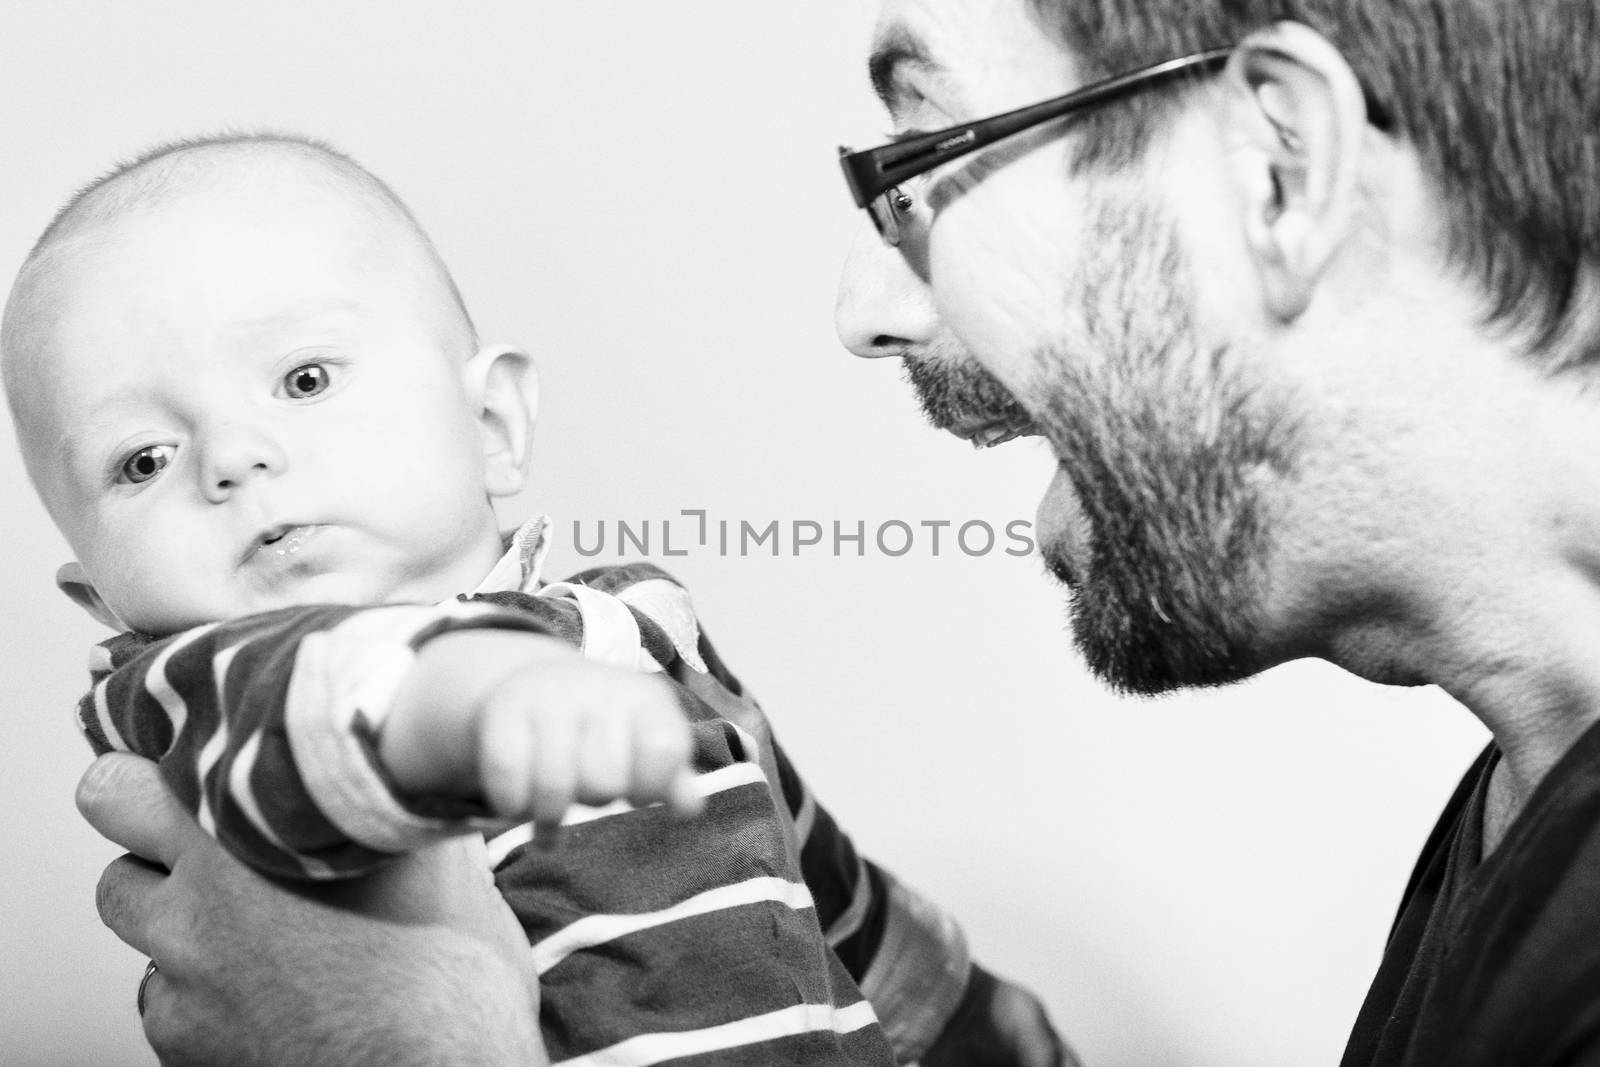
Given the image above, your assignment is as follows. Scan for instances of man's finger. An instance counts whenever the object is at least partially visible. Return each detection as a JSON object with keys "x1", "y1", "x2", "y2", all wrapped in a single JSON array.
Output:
[
  {"x1": 94, "y1": 852, "x2": 168, "y2": 955},
  {"x1": 76, "y1": 753, "x2": 196, "y2": 869}
]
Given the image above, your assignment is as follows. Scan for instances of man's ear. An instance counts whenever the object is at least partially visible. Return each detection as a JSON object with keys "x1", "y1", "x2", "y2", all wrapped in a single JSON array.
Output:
[
  {"x1": 463, "y1": 343, "x2": 538, "y2": 499},
  {"x1": 1223, "y1": 22, "x2": 1369, "y2": 321},
  {"x1": 56, "y1": 562, "x2": 126, "y2": 630}
]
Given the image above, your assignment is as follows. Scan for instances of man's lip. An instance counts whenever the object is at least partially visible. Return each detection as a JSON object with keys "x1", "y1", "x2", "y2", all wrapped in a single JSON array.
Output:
[{"x1": 948, "y1": 414, "x2": 1040, "y2": 449}]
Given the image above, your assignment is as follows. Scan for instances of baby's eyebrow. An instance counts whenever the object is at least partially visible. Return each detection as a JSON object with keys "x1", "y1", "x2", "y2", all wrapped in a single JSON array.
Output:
[
  {"x1": 62, "y1": 387, "x2": 173, "y2": 476},
  {"x1": 226, "y1": 298, "x2": 361, "y2": 336},
  {"x1": 55, "y1": 426, "x2": 102, "y2": 479}
]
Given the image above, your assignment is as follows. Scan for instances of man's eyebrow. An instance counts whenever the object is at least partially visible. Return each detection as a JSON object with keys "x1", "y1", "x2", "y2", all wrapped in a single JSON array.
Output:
[{"x1": 868, "y1": 24, "x2": 937, "y2": 109}]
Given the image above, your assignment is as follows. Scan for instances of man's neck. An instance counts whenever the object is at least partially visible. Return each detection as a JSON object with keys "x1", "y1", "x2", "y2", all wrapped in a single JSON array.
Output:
[{"x1": 1279, "y1": 298, "x2": 1600, "y2": 852}]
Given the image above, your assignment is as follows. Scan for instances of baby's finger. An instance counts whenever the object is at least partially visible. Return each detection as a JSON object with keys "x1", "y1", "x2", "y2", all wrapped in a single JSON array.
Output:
[
  {"x1": 574, "y1": 701, "x2": 631, "y2": 804},
  {"x1": 665, "y1": 768, "x2": 705, "y2": 819},
  {"x1": 478, "y1": 698, "x2": 539, "y2": 818},
  {"x1": 523, "y1": 691, "x2": 580, "y2": 826},
  {"x1": 628, "y1": 700, "x2": 699, "y2": 814}
]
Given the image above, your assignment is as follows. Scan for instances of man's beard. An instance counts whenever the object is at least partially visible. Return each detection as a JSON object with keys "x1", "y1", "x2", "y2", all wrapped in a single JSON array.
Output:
[
  {"x1": 902, "y1": 345, "x2": 1030, "y2": 434},
  {"x1": 1034, "y1": 197, "x2": 1299, "y2": 695}
]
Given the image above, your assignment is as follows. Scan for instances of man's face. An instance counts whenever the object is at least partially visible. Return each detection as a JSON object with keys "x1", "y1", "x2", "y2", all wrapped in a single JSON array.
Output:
[
  {"x1": 855, "y1": 0, "x2": 1300, "y2": 692},
  {"x1": 19, "y1": 190, "x2": 508, "y2": 634},
  {"x1": 836, "y1": 210, "x2": 1034, "y2": 449}
]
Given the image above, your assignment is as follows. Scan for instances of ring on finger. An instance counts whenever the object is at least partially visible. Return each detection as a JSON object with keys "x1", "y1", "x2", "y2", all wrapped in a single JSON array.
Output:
[{"x1": 136, "y1": 959, "x2": 158, "y2": 1017}]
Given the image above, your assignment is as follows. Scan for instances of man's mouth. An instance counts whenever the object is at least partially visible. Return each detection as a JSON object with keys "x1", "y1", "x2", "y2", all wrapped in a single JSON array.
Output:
[
  {"x1": 900, "y1": 354, "x2": 1042, "y2": 448},
  {"x1": 948, "y1": 413, "x2": 1040, "y2": 449}
]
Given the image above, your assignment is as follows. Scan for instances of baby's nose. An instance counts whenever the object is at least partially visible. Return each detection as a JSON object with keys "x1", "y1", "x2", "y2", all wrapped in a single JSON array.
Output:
[{"x1": 200, "y1": 423, "x2": 286, "y2": 503}]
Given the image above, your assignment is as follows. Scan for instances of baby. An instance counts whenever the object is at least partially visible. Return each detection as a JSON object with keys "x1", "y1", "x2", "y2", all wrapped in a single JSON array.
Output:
[{"x1": 1, "y1": 135, "x2": 1029, "y2": 1066}]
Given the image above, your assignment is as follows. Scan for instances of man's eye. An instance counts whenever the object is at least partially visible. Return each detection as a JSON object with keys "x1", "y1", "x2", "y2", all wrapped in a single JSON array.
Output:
[
  {"x1": 119, "y1": 444, "x2": 174, "y2": 484},
  {"x1": 283, "y1": 363, "x2": 331, "y2": 399}
]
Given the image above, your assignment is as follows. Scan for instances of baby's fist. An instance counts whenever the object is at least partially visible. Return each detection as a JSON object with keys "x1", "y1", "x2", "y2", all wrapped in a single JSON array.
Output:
[{"x1": 476, "y1": 657, "x2": 702, "y2": 827}]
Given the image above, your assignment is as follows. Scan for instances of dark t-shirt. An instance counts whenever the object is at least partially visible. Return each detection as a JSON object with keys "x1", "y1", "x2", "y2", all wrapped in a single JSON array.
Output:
[{"x1": 1342, "y1": 719, "x2": 1600, "y2": 1066}]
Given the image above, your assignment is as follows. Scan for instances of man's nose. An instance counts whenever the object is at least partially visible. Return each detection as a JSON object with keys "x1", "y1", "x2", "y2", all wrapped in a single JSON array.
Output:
[
  {"x1": 199, "y1": 421, "x2": 287, "y2": 503},
  {"x1": 834, "y1": 223, "x2": 940, "y2": 359}
]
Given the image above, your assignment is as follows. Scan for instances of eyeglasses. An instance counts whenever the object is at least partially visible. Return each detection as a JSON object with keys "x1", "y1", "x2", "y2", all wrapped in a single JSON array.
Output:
[{"x1": 838, "y1": 47, "x2": 1233, "y2": 246}]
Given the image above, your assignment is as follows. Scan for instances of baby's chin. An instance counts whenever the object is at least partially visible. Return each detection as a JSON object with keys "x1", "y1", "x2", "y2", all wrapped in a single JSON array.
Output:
[{"x1": 118, "y1": 576, "x2": 401, "y2": 636}]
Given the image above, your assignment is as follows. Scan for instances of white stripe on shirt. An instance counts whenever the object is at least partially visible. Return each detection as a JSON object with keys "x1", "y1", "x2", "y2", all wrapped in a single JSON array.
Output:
[
  {"x1": 483, "y1": 761, "x2": 768, "y2": 868},
  {"x1": 226, "y1": 727, "x2": 337, "y2": 880},
  {"x1": 555, "y1": 1000, "x2": 881, "y2": 1067},
  {"x1": 824, "y1": 854, "x2": 873, "y2": 948},
  {"x1": 191, "y1": 641, "x2": 244, "y2": 837},
  {"x1": 145, "y1": 623, "x2": 220, "y2": 745},
  {"x1": 613, "y1": 578, "x2": 708, "y2": 673},
  {"x1": 538, "y1": 582, "x2": 657, "y2": 672},
  {"x1": 792, "y1": 780, "x2": 818, "y2": 845},
  {"x1": 532, "y1": 876, "x2": 816, "y2": 975},
  {"x1": 89, "y1": 679, "x2": 128, "y2": 753}
]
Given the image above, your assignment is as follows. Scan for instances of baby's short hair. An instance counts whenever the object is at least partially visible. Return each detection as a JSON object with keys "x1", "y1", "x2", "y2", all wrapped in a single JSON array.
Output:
[
  {"x1": 2, "y1": 131, "x2": 478, "y2": 443},
  {"x1": 24, "y1": 130, "x2": 475, "y2": 334}
]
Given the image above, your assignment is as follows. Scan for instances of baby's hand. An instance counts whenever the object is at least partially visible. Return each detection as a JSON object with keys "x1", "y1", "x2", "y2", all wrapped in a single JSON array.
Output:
[
  {"x1": 380, "y1": 630, "x2": 702, "y2": 828},
  {"x1": 476, "y1": 651, "x2": 702, "y2": 825}
]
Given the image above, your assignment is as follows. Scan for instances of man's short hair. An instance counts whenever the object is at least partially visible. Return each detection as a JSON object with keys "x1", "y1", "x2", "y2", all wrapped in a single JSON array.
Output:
[{"x1": 1034, "y1": 0, "x2": 1600, "y2": 358}]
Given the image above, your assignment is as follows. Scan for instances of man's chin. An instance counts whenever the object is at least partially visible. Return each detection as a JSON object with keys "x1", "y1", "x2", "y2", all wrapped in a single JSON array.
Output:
[{"x1": 1068, "y1": 591, "x2": 1265, "y2": 696}]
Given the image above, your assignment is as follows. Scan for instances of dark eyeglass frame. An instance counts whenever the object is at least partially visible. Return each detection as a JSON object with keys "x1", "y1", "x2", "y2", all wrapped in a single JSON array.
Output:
[{"x1": 839, "y1": 46, "x2": 1233, "y2": 246}]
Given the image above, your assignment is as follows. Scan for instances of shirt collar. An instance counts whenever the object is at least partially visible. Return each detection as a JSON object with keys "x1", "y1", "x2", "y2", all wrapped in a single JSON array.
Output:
[{"x1": 470, "y1": 515, "x2": 552, "y2": 596}]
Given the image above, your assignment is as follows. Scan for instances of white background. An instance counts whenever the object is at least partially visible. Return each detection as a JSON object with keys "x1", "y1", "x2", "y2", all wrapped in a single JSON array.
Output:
[{"x1": 0, "y1": 3, "x2": 1487, "y2": 1065}]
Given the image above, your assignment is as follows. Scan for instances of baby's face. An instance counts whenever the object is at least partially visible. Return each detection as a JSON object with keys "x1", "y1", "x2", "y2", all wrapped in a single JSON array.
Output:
[{"x1": 23, "y1": 193, "x2": 508, "y2": 633}]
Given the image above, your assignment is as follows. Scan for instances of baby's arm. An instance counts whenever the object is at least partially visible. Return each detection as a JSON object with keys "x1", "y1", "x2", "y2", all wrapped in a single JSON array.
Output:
[
  {"x1": 379, "y1": 627, "x2": 700, "y2": 824},
  {"x1": 81, "y1": 600, "x2": 696, "y2": 880}
]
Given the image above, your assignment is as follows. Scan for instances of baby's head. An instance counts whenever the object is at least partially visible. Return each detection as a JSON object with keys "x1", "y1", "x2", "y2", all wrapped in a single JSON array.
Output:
[{"x1": 2, "y1": 134, "x2": 537, "y2": 634}]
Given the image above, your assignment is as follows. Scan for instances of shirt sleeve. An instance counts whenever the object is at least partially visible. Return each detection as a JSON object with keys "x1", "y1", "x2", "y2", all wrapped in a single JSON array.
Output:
[
  {"x1": 660, "y1": 594, "x2": 974, "y2": 1065},
  {"x1": 76, "y1": 598, "x2": 574, "y2": 880},
  {"x1": 772, "y1": 739, "x2": 973, "y2": 1063}
]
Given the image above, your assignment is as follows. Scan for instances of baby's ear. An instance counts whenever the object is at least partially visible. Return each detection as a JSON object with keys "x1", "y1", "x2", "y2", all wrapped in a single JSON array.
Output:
[
  {"x1": 464, "y1": 344, "x2": 538, "y2": 498},
  {"x1": 56, "y1": 563, "x2": 127, "y2": 630}
]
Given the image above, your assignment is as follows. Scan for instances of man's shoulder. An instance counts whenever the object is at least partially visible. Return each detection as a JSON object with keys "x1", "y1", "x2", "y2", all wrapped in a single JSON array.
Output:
[{"x1": 1347, "y1": 725, "x2": 1600, "y2": 1066}]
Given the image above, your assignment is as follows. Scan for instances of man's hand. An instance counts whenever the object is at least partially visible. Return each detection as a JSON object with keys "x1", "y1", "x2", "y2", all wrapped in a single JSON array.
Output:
[
  {"x1": 382, "y1": 629, "x2": 702, "y2": 826},
  {"x1": 922, "y1": 964, "x2": 1081, "y2": 1067},
  {"x1": 78, "y1": 752, "x2": 546, "y2": 1067}
]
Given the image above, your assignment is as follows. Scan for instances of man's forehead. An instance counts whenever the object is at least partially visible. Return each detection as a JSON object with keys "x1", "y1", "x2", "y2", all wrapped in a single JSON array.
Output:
[{"x1": 867, "y1": 0, "x2": 1068, "y2": 115}]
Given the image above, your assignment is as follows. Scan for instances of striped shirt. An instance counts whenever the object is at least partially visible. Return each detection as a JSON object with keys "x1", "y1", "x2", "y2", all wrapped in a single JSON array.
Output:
[{"x1": 77, "y1": 522, "x2": 969, "y2": 1064}]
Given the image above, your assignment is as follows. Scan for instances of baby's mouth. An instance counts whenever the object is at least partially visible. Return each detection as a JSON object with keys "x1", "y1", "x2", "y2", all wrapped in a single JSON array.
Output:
[{"x1": 246, "y1": 524, "x2": 320, "y2": 564}]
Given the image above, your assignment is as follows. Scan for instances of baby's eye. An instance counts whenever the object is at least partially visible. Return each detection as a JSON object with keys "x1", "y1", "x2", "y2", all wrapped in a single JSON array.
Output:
[
  {"x1": 119, "y1": 444, "x2": 174, "y2": 485},
  {"x1": 283, "y1": 363, "x2": 331, "y2": 399}
]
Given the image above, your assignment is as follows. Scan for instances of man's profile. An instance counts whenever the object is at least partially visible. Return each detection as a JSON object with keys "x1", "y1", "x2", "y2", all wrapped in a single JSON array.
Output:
[{"x1": 838, "y1": 0, "x2": 1600, "y2": 1063}]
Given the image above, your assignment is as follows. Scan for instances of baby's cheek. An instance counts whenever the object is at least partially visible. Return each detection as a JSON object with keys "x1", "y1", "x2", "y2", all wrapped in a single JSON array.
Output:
[{"x1": 97, "y1": 542, "x2": 206, "y2": 634}]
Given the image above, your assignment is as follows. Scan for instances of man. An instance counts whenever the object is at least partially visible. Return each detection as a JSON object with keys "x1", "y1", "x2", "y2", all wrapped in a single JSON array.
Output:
[{"x1": 835, "y1": 0, "x2": 1600, "y2": 1064}]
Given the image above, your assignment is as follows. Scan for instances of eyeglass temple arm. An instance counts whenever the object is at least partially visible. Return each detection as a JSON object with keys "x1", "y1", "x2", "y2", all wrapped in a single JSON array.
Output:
[{"x1": 841, "y1": 47, "x2": 1234, "y2": 207}]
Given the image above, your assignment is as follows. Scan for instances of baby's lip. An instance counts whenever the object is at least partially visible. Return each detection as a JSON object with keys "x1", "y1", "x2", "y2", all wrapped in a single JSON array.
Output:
[{"x1": 242, "y1": 523, "x2": 322, "y2": 566}]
